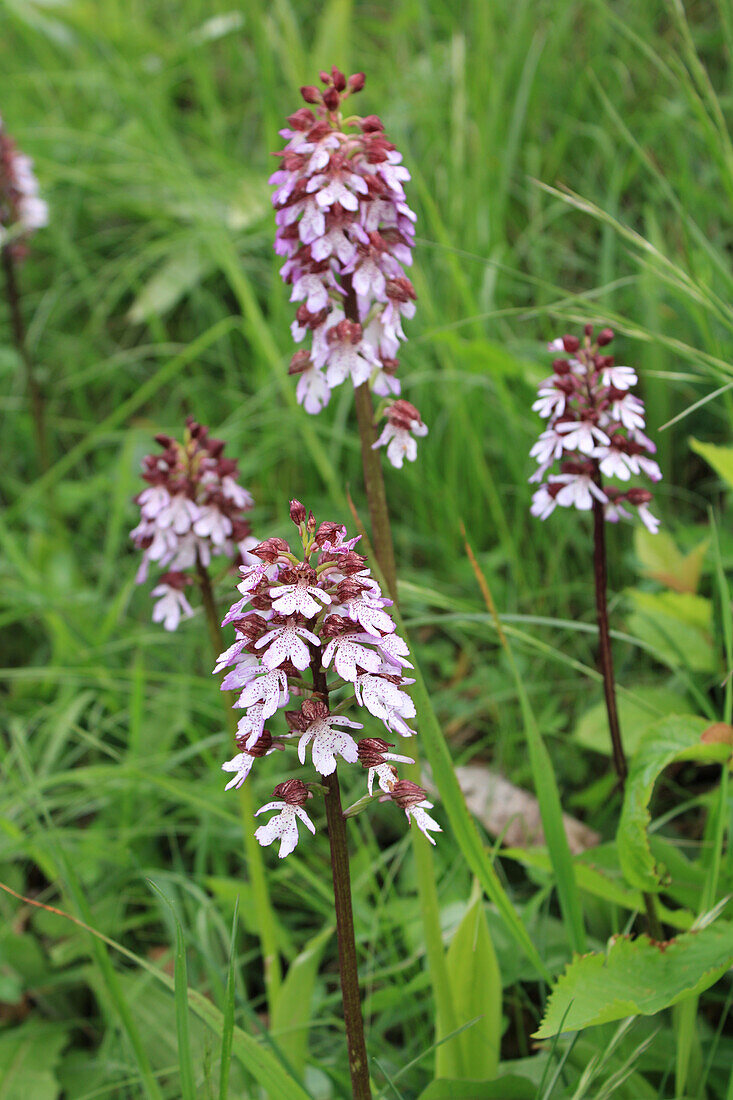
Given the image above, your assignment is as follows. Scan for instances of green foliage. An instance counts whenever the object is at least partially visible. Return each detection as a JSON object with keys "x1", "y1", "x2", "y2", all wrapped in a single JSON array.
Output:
[
  {"x1": 618, "y1": 715, "x2": 731, "y2": 893},
  {"x1": 2, "y1": 0, "x2": 733, "y2": 1094},
  {"x1": 0, "y1": 1023, "x2": 68, "y2": 1100},
  {"x1": 436, "y1": 891, "x2": 501, "y2": 1080},
  {"x1": 535, "y1": 922, "x2": 733, "y2": 1038}
]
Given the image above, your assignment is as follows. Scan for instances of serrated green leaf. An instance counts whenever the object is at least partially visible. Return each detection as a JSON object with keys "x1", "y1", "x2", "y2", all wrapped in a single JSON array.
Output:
[
  {"x1": 573, "y1": 686, "x2": 694, "y2": 757},
  {"x1": 436, "y1": 893, "x2": 501, "y2": 1080},
  {"x1": 626, "y1": 589, "x2": 715, "y2": 672},
  {"x1": 618, "y1": 715, "x2": 731, "y2": 892},
  {"x1": 534, "y1": 921, "x2": 733, "y2": 1038},
  {"x1": 418, "y1": 1075, "x2": 535, "y2": 1100},
  {"x1": 634, "y1": 526, "x2": 708, "y2": 594},
  {"x1": 690, "y1": 437, "x2": 733, "y2": 490},
  {"x1": 270, "y1": 925, "x2": 332, "y2": 1080}
]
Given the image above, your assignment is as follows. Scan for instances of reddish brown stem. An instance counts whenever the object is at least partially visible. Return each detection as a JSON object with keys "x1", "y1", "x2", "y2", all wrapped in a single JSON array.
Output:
[
  {"x1": 592, "y1": 475, "x2": 662, "y2": 939},
  {"x1": 591, "y1": 482, "x2": 627, "y2": 784},
  {"x1": 2, "y1": 245, "x2": 48, "y2": 472},
  {"x1": 311, "y1": 653, "x2": 372, "y2": 1099}
]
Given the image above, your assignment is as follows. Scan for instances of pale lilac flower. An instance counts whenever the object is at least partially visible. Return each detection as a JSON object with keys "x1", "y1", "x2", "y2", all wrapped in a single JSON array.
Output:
[
  {"x1": 151, "y1": 576, "x2": 194, "y2": 632},
  {"x1": 372, "y1": 399, "x2": 428, "y2": 469},
  {"x1": 255, "y1": 619, "x2": 321, "y2": 671},
  {"x1": 254, "y1": 780, "x2": 316, "y2": 859},
  {"x1": 292, "y1": 700, "x2": 362, "y2": 776},
  {"x1": 322, "y1": 629, "x2": 383, "y2": 681},
  {"x1": 233, "y1": 668, "x2": 289, "y2": 718},
  {"x1": 554, "y1": 472, "x2": 607, "y2": 511},
  {"x1": 602, "y1": 365, "x2": 637, "y2": 390},
  {"x1": 269, "y1": 570, "x2": 332, "y2": 617}
]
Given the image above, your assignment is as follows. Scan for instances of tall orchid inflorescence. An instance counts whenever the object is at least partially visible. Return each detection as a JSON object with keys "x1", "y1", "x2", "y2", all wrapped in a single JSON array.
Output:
[
  {"x1": 130, "y1": 418, "x2": 257, "y2": 631},
  {"x1": 0, "y1": 114, "x2": 48, "y2": 257},
  {"x1": 217, "y1": 500, "x2": 440, "y2": 856},
  {"x1": 270, "y1": 67, "x2": 427, "y2": 468},
  {"x1": 530, "y1": 326, "x2": 661, "y2": 532}
]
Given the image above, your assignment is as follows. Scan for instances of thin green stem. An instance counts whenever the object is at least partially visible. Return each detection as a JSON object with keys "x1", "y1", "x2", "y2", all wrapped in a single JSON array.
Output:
[
  {"x1": 310, "y1": 651, "x2": 372, "y2": 1099},
  {"x1": 196, "y1": 556, "x2": 283, "y2": 1011},
  {"x1": 2, "y1": 244, "x2": 49, "y2": 472}
]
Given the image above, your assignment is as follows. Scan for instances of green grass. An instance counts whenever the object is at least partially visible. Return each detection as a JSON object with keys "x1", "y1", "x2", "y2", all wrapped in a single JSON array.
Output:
[{"x1": 1, "y1": 0, "x2": 733, "y2": 1096}]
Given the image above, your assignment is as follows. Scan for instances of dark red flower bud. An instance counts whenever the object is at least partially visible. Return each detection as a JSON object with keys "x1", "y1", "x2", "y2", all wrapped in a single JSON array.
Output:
[
  {"x1": 289, "y1": 350, "x2": 312, "y2": 376},
  {"x1": 251, "y1": 537, "x2": 291, "y2": 563},
  {"x1": 300, "y1": 85, "x2": 321, "y2": 104},
  {"x1": 158, "y1": 571, "x2": 191, "y2": 590},
  {"x1": 323, "y1": 86, "x2": 340, "y2": 110},
  {"x1": 552, "y1": 358, "x2": 570, "y2": 375},
  {"x1": 289, "y1": 499, "x2": 307, "y2": 525},
  {"x1": 390, "y1": 780, "x2": 427, "y2": 809},
  {"x1": 562, "y1": 335, "x2": 580, "y2": 353},
  {"x1": 584, "y1": 323, "x2": 593, "y2": 337},
  {"x1": 625, "y1": 487, "x2": 653, "y2": 506},
  {"x1": 331, "y1": 67, "x2": 347, "y2": 91},
  {"x1": 286, "y1": 108, "x2": 315, "y2": 131},
  {"x1": 273, "y1": 778, "x2": 311, "y2": 806},
  {"x1": 361, "y1": 114, "x2": 384, "y2": 133},
  {"x1": 319, "y1": 70, "x2": 331, "y2": 84},
  {"x1": 357, "y1": 737, "x2": 394, "y2": 767},
  {"x1": 301, "y1": 697, "x2": 329, "y2": 723},
  {"x1": 348, "y1": 72, "x2": 366, "y2": 93},
  {"x1": 236, "y1": 729, "x2": 273, "y2": 756},
  {"x1": 597, "y1": 328, "x2": 614, "y2": 346},
  {"x1": 387, "y1": 399, "x2": 423, "y2": 431}
]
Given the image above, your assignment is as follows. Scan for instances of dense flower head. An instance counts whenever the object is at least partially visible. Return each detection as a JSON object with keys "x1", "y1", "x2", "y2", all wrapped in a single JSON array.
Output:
[
  {"x1": 271, "y1": 67, "x2": 427, "y2": 467},
  {"x1": 529, "y1": 325, "x2": 661, "y2": 532},
  {"x1": 130, "y1": 417, "x2": 256, "y2": 630},
  {"x1": 217, "y1": 499, "x2": 440, "y2": 855},
  {"x1": 0, "y1": 114, "x2": 48, "y2": 258}
]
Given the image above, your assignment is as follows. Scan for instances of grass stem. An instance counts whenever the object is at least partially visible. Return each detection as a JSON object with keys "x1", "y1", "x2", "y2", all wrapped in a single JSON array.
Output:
[{"x1": 196, "y1": 555, "x2": 283, "y2": 1011}]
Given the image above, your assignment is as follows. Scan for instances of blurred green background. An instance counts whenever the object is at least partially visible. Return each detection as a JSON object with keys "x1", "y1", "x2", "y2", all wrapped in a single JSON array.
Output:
[{"x1": 2, "y1": 0, "x2": 732, "y2": 1096}]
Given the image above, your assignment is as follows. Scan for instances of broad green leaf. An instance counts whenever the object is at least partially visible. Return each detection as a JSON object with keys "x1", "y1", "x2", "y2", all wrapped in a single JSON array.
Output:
[
  {"x1": 626, "y1": 589, "x2": 715, "y2": 672},
  {"x1": 271, "y1": 925, "x2": 333, "y2": 1080},
  {"x1": 618, "y1": 714, "x2": 731, "y2": 892},
  {"x1": 634, "y1": 527, "x2": 708, "y2": 594},
  {"x1": 573, "y1": 686, "x2": 694, "y2": 757},
  {"x1": 436, "y1": 893, "x2": 501, "y2": 1081},
  {"x1": 0, "y1": 1023, "x2": 68, "y2": 1100},
  {"x1": 690, "y1": 437, "x2": 733, "y2": 490},
  {"x1": 534, "y1": 921, "x2": 733, "y2": 1037},
  {"x1": 418, "y1": 1075, "x2": 535, "y2": 1099}
]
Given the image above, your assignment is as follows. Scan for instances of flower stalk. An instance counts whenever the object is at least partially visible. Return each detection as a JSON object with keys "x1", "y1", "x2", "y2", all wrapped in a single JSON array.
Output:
[{"x1": 310, "y1": 648, "x2": 372, "y2": 1099}]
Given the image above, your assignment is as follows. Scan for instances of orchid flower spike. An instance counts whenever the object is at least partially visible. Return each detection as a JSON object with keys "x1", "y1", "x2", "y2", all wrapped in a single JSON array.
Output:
[
  {"x1": 130, "y1": 417, "x2": 256, "y2": 629},
  {"x1": 530, "y1": 326, "x2": 661, "y2": 532},
  {"x1": 271, "y1": 70, "x2": 427, "y2": 467},
  {"x1": 215, "y1": 500, "x2": 439, "y2": 854}
]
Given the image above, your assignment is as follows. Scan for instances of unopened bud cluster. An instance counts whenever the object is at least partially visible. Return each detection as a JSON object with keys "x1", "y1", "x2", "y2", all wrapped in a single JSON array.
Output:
[
  {"x1": 271, "y1": 67, "x2": 427, "y2": 467},
  {"x1": 530, "y1": 326, "x2": 661, "y2": 532},
  {"x1": 0, "y1": 114, "x2": 48, "y2": 258},
  {"x1": 217, "y1": 500, "x2": 441, "y2": 856},
  {"x1": 130, "y1": 418, "x2": 256, "y2": 630}
]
